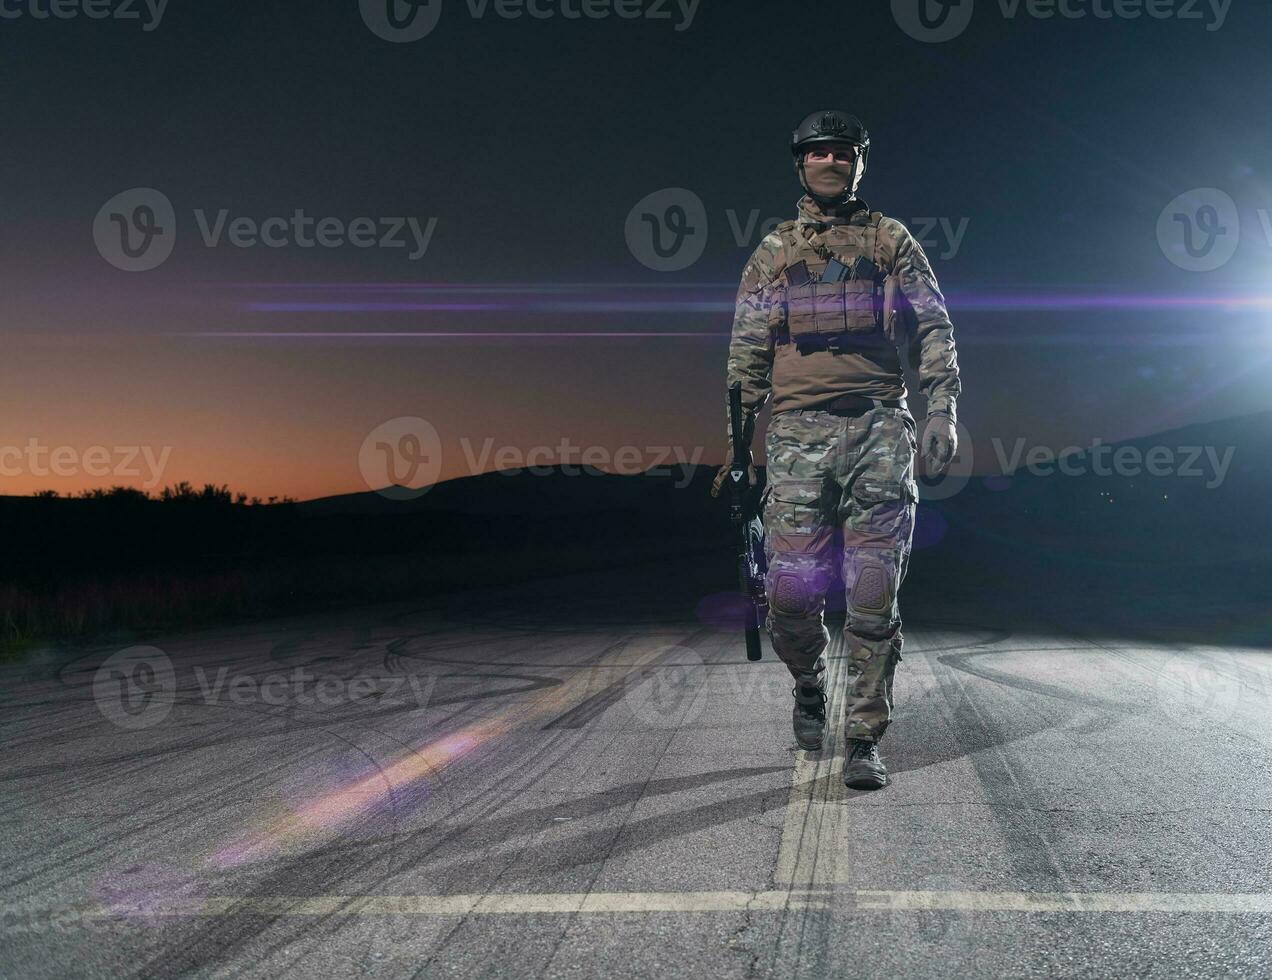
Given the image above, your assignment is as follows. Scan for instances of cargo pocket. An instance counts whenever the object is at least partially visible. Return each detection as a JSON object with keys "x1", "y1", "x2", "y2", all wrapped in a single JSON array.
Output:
[
  {"x1": 853, "y1": 478, "x2": 914, "y2": 507},
  {"x1": 846, "y1": 479, "x2": 916, "y2": 550},
  {"x1": 764, "y1": 479, "x2": 834, "y2": 556}
]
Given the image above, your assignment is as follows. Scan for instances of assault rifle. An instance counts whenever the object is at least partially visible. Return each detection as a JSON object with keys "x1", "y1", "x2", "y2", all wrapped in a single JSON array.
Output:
[{"x1": 728, "y1": 381, "x2": 768, "y2": 662}]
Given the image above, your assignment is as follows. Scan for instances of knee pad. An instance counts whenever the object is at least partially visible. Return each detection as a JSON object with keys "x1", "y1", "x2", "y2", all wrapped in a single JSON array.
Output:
[
  {"x1": 847, "y1": 554, "x2": 899, "y2": 639},
  {"x1": 766, "y1": 555, "x2": 827, "y2": 617},
  {"x1": 771, "y1": 571, "x2": 809, "y2": 616},
  {"x1": 852, "y1": 562, "x2": 891, "y2": 616}
]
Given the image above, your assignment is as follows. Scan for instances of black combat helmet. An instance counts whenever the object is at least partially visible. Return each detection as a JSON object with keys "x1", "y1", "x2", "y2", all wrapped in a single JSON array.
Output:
[{"x1": 791, "y1": 110, "x2": 871, "y2": 204}]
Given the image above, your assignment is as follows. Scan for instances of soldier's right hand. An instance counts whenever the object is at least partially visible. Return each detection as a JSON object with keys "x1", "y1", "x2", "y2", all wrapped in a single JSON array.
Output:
[{"x1": 711, "y1": 460, "x2": 757, "y2": 498}]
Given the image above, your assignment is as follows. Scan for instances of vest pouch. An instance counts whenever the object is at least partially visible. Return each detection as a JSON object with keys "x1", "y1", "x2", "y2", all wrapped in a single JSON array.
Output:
[{"x1": 786, "y1": 278, "x2": 881, "y2": 342}]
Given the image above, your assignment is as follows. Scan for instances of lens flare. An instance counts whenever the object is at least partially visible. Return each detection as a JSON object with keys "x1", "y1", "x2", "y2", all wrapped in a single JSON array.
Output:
[
  {"x1": 209, "y1": 639, "x2": 676, "y2": 868},
  {"x1": 176, "y1": 283, "x2": 1272, "y2": 343}
]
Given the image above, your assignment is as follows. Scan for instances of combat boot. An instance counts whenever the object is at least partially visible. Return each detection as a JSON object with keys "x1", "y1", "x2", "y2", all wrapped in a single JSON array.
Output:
[
  {"x1": 792, "y1": 674, "x2": 827, "y2": 750},
  {"x1": 842, "y1": 738, "x2": 888, "y2": 789}
]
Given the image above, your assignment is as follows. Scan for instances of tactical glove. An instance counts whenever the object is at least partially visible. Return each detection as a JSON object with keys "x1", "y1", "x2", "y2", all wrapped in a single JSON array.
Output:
[
  {"x1": 711, "y1": 453, "x2": 758, "y2": 498},
  {"x1": 921, "y1": 415, "x2": 958, "y2": 475}
]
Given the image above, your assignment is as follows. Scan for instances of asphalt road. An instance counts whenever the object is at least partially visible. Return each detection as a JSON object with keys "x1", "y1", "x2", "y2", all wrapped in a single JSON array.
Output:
[{"x1": 2, "y1": 566, "x2": 1272, "y2": 979}]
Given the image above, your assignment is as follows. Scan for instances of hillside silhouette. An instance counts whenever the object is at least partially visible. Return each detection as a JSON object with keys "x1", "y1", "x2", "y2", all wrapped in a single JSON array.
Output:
[{"x1": 2, "y1": 412, "x2": 1269, "y2": 654}]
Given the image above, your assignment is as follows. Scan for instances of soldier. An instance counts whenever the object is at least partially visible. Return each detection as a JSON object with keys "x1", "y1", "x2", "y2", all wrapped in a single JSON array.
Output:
[{"x1": 712, "y1": 110, "x2": 961, "y2": 790}]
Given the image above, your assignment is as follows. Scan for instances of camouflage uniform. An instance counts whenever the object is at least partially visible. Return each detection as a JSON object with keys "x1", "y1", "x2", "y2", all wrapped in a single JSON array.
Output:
[
  {"x1": 764, "y1": 407, "x2": 916, "y2": 739},
  {"x1": 727, "y1": 195, "x2": 960, "y2": 742}
]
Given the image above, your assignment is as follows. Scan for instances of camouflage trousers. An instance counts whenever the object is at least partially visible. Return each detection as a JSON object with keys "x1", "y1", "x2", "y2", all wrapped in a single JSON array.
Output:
[{"x1": 763, "y1": 406, "x2": 918, "y2": 742}]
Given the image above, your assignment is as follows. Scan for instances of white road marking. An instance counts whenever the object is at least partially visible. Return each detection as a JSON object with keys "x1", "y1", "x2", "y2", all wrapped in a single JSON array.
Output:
[
  {"x1": 11, "y1": 889, "x2": 1272, "y2": 930},
  {"x1": 857, "y1": 890, "x2": 1272, "y2": 913},
  {"x1": 194, "y1": 891, "x2": 817, "y2": 915}
]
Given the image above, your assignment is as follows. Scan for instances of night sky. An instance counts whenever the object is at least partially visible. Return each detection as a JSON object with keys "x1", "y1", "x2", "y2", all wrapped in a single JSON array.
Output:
[{"x1": 2, "y1": 1, "x2": 1270, "y2": 499}]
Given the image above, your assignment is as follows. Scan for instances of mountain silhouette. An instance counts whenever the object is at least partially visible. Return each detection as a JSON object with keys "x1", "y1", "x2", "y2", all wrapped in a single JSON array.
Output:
[{"x1": 4, "y1": 412, "x2": 1268, "y2": 651}]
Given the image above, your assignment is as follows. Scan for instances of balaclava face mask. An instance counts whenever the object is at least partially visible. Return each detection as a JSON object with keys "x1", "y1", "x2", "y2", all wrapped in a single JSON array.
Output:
[{"x1": 801, "y1": 157, "x2": 859, "y2": 204}]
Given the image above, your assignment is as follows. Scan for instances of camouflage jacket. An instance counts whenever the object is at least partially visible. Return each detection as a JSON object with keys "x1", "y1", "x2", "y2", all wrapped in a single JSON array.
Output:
[{"x1": 726, "y1": 196, "x2": 961, "y2": 434}]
